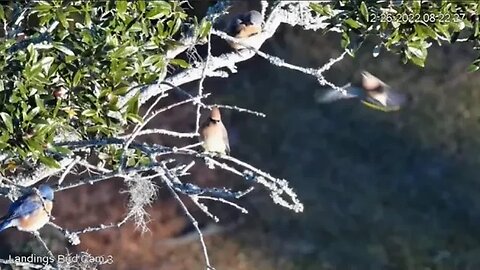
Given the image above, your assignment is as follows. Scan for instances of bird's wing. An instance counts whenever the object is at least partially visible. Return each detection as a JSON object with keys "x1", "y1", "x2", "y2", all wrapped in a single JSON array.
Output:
[
  {"x1": 199, "y1": 121, "x2": 210, "y2": 141},
  {"x1": 222, "y1": 125, "x2": 230, "y2": 155},
  {"x1": 227, "y1": 15, "x2": 244, "y2": 35},
  {"x1": 385, "y1": 88, "x2": 407, "y2": 107},
  {"x1": 6, "y1": 195, "x2": 42, "y2": 221},
  {"x1": 316, "y1": 84, "x2": 362, "y2": 103},
  {"x1": 361, "y1": 100, "x2": 400, "y2": 112},
  {"x1": 6, "y1": 193, "x2": 30, "y2": 215}
]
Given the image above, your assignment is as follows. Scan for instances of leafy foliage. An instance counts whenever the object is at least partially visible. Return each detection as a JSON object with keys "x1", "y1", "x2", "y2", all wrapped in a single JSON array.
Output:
[
  {"x1": 311, "y1": 1, "x2": 480, "y2": 69},
  {"x1": 0, "y1": 0, "x2": 209, "y2": 169}
]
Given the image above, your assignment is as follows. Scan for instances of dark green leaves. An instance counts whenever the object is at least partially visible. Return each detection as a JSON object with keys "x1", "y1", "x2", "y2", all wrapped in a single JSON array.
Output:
[
  {"x1": 0, "y1": 113, "x2": 13, "y2": 133},
  {"x1": 360, "y1": 2, "x2": 369, "y2": 22},
  {"x1": 467, "y1": 57, "x2": 480, "y2": 72},
  {"x1": 0, "y1": 0, "x2": 190, "y2": 168},
  {"x1": 146, "y1": 1, "x2": 171, "y2": 20}
]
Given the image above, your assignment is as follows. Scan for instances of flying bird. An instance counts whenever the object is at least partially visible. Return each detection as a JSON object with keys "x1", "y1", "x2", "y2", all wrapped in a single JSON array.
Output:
[
  {"x1": 0, "y1": 184, "x2": 54, "y2": 232},
  {"x1": 227, "y1": 10, "x2": 263, "y2": 50},
  {"x1": 200, "y1": 107, "x2": 230, "y2": 155},
  {"x1": 317, "y1": 71, "x2": 408, "y2": 111}
]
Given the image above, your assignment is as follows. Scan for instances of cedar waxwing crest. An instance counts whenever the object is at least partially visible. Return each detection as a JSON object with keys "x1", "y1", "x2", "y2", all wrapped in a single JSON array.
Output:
[
  {"x1": 361, "y1": 71, "x2": 385, "y2": 91},
  {"x1": 210, "y1": 107, "x2": 222, "y2": 121}
]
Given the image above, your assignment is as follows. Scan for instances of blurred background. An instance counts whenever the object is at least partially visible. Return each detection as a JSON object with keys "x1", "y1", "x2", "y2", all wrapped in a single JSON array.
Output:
[{"x1": 2, "y1": 1, "x2": 480, "y2": 269}]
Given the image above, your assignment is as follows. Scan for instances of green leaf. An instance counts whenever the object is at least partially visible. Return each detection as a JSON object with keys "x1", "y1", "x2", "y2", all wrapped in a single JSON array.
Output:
[
  {"x1": 146, "y1": 2, "x2": 170, "y2": 20},
  {"x1": 38, "y1": 155, "x2": 60, "y2": 168},
  {"x1": 116, "y1": 1, "x2": 127, "y2": 19},
  {"x1": 73, "y1": 70, "x2": 83, "y2": 86},
  {"x1": 359, "y1": 2, "x2": 369, "y2": 22},
  {"x1": 56, "y1": 10, "x2": 69, "y2": 28},
  {"x1": 415, "y1": 24, "x2": 438, "y2": 40},
  {"x1": 39, "y1": 57, "x2": 54, "y2": 74},
  {"x1": 467, "y1": 63, "x2": 479, "y2": 72},
  {"x1": 127, "y1": 113, "x2": 142, "y2": 124},
  {"x1": 82, "y1": 109, "x2": 97, "y2": 117},
  {"x1": 345, "y1": 18, "x2": 363, "y2": 29},
  {"x1": 199, "y1": 20, "x2": 212, "y2": 38},
  {"x1": 170, "y1": 58, "x2": 189, "y2": 68},
  {"x1": 52, "y1": 146, "x2": 73, "y2": 156},
  {"x1": 407, "y1": 44, "x2": 425, "y2": 58},
  {"x1": 124, "y1": 93, "x2": 139, "y2": 114},
  {"x1": 143, "y1": 55, "x2": 162, "y2": 67},
  {"x1": 309, "y1": 3, "x2": 323, "y2": 15},
  {"x1": 467, "y1": 58, "x2": 480, "y2": 72},
  {"x1": 409, "y1": 55, "x2": 425, "y2": 67},
  {"x1": 123, "y1": 46, "x2": 138, "y2": 57},
  {"x1": 341, "y1": 31, "x2": 350, "y2": 50},
  {"x1": 35, "y1": 95, "x2": 46, "y2": 112},
  {"x1": 26, "y1": 107, "x2": 41, "y2": 121},
  {"x1": 0, "y1": 5, "x2": 5, "y2": 22},
  {"x1": 137, "y1": 0, "x2": 146, "y2": 12},
  {"x1": 435, "y1": 23, "x2": 451, "y2": 40},
  {"x1": 25, "y1": 138, "x2": 44, "y2": 152},
  {"x1": 0, "y1": 113, "x2": 13, "y2": 133},
  {"x1": 0, "y1": 129, "x2": 9, "y2": 143},
  {"x1": 53, "y1": 43, "x2": 75, "y2": 56}
]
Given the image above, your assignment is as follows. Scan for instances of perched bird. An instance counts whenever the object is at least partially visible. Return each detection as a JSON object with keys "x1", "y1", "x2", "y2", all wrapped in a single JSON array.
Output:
[
  {"x1": 227, "y1": 10, "x2": 263, "y2": 50},
  {"x1": 0, "y1": 184, "x2": 54, "y2": 232},
  {"x1": 317, "y1": 71, "x2": 408, "y2": 111},
  {"x1": 53, "y1": 85, "x2": 68, "y2": 100},
  {"x1": 200, "y1": 107, "x2": 230, "y2": 155}
]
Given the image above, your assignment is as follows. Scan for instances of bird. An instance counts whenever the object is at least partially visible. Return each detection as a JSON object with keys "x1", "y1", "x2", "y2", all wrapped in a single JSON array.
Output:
[
  {"x1": 199, "y1": 107, "x2": 230, "y2": 155},
  {"x1": 226, "y1": 10, "x2": 264, "y2": 50},
  {"x1": 53, "y1": 85, "x2": 68, "y2": 100},
  {"x1": 317, "y1": 71, "x2": 408, "y2": 111},
  {"x1": 0, "y1": 184, "x2": 54, "y2": 233}
]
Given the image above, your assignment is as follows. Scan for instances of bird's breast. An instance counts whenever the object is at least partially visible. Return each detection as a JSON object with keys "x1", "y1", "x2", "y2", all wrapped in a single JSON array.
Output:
[
  {"x1": 201, "y1": 125, "x2": 227, "y2": 153},
  {"x1": 17, "y1": 201, "x2": 52, "y2": 232}
]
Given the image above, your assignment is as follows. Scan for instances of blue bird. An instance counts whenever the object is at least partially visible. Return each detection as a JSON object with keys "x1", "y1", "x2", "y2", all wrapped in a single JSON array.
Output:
[
  {"x1": 317, "y1": 71, "x2": 408, "y2": 111},
  {"x1": 0, "y1": 184, "x2": 54, "y2": 232}
]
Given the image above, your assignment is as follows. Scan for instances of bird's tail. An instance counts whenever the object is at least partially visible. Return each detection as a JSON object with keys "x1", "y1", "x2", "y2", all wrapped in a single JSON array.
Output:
[
  {"x1": 316, "y1": 83, "x2": 362, "y2": 103},
  {"x1": 0, "y1": 217, "x2": 12, "y2": 232}
]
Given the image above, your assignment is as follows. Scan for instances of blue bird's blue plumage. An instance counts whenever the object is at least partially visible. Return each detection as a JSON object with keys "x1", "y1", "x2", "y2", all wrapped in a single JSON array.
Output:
[{"x1": 0, "y1": 184, "x2": 54, "y2": 232}]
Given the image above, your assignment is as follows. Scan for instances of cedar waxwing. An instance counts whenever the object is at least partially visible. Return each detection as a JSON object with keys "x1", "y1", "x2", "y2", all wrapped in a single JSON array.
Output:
[
  {"x1": 317, "y1": 71, "x2": 408, "y2": 111},
  {"x1": 199, "y1": 107, "x2": 230, "y2": 155},
  {"x1": 53, "y1": 86, "x2": 68, "y2": 100},
  {"x1": 0, "y1": 185, "x2": 54, "y2": 232},
  {"x1": 227, "y1": 10, "x2": 263, "y2": 50}
]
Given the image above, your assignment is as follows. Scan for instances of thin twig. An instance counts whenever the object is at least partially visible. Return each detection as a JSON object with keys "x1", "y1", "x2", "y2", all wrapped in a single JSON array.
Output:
[
  {"x1": 31, "y1": 231, "x2": 55, "y2": 259},
  {"x1": 58, "y1": 156, "x2": 81, "y2": 185},
  {"x1": 161, "y1": 173, "x2": 215, "y2": 270},
  {"x1": 195, "y1": 31, "x2": 212, "y2": 133}
]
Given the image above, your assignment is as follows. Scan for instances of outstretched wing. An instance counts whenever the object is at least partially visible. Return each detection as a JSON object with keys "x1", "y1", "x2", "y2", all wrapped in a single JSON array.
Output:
[{"x1": 316, "y1": 84, "x2": 362, "y2": 103}]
